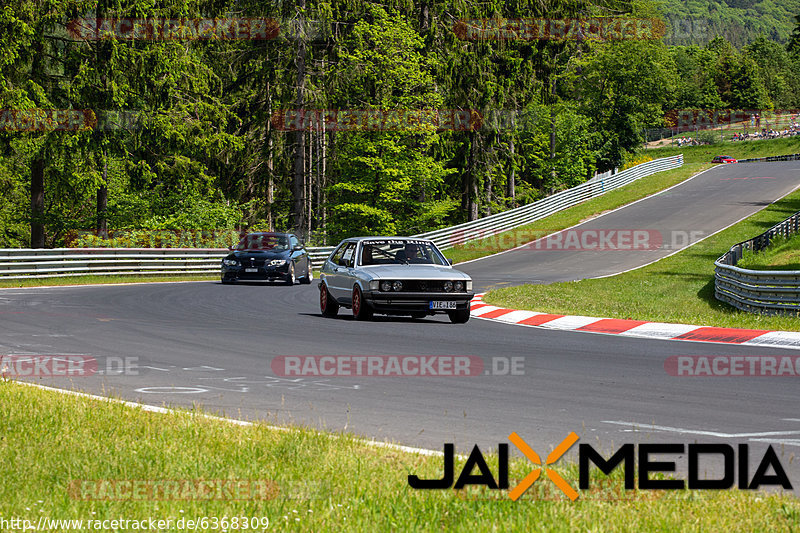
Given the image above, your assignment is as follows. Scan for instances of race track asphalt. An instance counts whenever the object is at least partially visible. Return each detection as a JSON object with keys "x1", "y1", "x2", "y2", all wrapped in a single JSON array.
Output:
[{"x1": 3, "y1": 161, "x2": 800, "y2": 487}]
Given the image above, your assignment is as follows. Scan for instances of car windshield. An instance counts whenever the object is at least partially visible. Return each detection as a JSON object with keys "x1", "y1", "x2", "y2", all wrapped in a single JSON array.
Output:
[
  {"x1": 359, "y1": 239, "x2": 448, "y2": 266},
  {"x1": 236, "y1": 234, "x2": 289, "y2": 251}
]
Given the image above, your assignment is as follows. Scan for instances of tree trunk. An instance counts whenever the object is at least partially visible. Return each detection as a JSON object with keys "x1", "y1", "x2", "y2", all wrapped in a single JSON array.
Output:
[
  {"x1": 266, "y1": 81, "x2": 274, "y2": 232},
  {"x1": 267, "y1": 134, "x2": 274, "y2": 232},
  {"x1": 466, "y1": 132, "x2": 479, "y2": 221},
  {"x1": 485, "y1": 144, "x2": 492, "y2": 218},
  {"x1": 507, "y1": 135, "x2": 516, "y2": 207},
  {"x1": 292, "y1": 0, "x2": 307, "y2": 238},
  {"x1": 96, "y1": 150, "x2": 108, "y2": 239},
  {"x1": 550, "y1": 105, "x2": 557, "y2": 191},
  {"x1": 30, "y1": 157, "x2": 45, "y2": 248},
  {"x1": 306, "y1": 129, "x2": 312, "y2": 237}
]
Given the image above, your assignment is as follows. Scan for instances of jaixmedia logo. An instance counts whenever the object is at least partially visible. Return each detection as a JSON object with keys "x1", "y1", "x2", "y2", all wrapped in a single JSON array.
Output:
[{"x1": 408, "y1": 432, "x2": 793, "y2": 500}]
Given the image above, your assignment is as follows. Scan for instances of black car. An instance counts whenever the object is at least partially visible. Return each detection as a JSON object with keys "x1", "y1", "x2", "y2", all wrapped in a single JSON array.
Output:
[{"x1": 221, "y1": 232, "x2": 313, "y2": 285}]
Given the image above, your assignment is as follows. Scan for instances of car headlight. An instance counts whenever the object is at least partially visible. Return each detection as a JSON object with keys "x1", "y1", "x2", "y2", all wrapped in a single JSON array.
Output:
[
  {"x1": 454, "y1": 281, "x2": 464, "y2": 291},
  {"x1": 392, "y1": 281, "x2": 403, "y2": 292},
  {"x1": 443, "y1": 281, "x2": 453, "y2": 292},
  {"x1": 466, "y1": 280, "x2": 473, "y2": 291},
  {"x1": 222, "y1": 259, "x2": 238, "y2": 266},
  {"x1": 381, "y1": 281, "x2": 392, "y2": 292},
  {"x1": 369, "y1": 280, "x2": 380, "y2": 291},
  {"x1": 270, "y1": 259, "x2": 285, "y2": 266}
]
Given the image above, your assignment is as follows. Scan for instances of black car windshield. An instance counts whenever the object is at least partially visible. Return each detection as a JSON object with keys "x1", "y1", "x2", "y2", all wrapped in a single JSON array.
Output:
[
  {"x1": 236, "y1": 233, "x2": 289, "y2": 251},
  {"x1": 359, "y1": 239, "x2": 447, "y2": 266}
]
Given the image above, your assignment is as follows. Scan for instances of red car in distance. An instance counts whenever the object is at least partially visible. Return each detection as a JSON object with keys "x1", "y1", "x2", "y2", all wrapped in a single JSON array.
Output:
[{"x1": 712, "y1": 155, "x2": 737, "y2": 164}]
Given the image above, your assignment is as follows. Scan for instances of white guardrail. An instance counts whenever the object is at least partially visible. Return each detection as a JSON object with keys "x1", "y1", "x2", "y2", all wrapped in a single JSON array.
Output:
[
  {"x1": 1, "y1": 155, "x2": 682, "y2": 280},
  {"x1": 715, "y1": 210, "x2": 800, "y2": 315}
]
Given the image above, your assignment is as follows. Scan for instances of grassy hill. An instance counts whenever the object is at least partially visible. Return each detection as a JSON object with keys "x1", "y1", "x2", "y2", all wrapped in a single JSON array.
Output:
[{"x1": 659, "y1": 0, "x2": 800, "y2": 47}]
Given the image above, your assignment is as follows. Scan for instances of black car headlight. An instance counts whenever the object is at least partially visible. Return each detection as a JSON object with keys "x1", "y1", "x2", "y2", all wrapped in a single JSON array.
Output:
[
  {"x1": 392, "y1": 281, "x2": 403, "y2": 292},
  {"x1": 454, "y1": 281, "x2": 464, "y2": 291},
  {"x1": 381, "y1": 281, "x2": 392, "y2": 292},
  {"x1": 269, "y1": 259, "x2": 285, "y2": 266},
  {"x1": 222, "y1": 259, "x2": 238, "y2": 267},
  {"x1": 443, "y1": 281, "x2": 454, "y2": 292}
]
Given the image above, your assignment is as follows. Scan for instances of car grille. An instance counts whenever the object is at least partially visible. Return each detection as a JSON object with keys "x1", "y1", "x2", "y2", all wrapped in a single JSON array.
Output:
[
  {"x1": 395, "y1": 280, "x2": 460, "y2": 292},
  {"x1": 242, "y1": 258, "x2": 267, "y2": 267}
]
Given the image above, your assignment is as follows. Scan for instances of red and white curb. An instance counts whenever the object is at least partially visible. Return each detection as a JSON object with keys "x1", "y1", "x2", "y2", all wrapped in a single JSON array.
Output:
[{"x1": 470, "y1": 294, "x2": 800, "y2": 350}]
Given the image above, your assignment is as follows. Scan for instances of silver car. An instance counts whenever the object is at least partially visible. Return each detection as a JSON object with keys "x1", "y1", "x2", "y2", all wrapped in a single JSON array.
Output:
[{"x1": 318, "y1": 237, "x2": 474, "y2": 323}]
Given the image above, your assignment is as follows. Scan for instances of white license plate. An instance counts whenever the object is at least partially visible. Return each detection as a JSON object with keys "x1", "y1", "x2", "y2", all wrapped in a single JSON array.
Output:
[
  {"x1": 245, "y1": 268, "x2": 259, "y2": 273},
  {"x1": 430, "y1": 301, "x2": 457, "y2": 310}
]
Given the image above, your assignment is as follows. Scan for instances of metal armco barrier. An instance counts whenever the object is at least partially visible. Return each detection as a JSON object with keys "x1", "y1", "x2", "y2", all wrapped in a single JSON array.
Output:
[
  {"x1": 1, "y1": 155, "x2": 682, "y2": 280},
  {"x1": 0, "y1": 247, "x2": 337, "y2": 280},
  {"x1": 414, "y1": 155, "x2": 683, "y2": 250},
  {"x1": 737, "y1": 153, "x2": 800, "y2": 163},
  {"x1": 715, "y1": 211, "x2": 800, "y2": 315}
]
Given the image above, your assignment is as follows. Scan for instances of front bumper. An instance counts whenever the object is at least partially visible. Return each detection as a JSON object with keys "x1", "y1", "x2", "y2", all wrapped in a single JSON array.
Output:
[
  {"x1": 222, "y1": 263, "x2": 289, "y2": 280},
  {"x1": 363, "y1": 290, "x2": 474, "y2": 314}
]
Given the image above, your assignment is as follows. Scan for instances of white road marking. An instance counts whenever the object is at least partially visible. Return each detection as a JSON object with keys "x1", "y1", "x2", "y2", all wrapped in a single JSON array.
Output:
[
  {"x1": 743, "y1": 331, "x2": 800, "y2": 346},
  {"x1": 620, "y1": 322, "x2": 700, "y2": 339},
  {"x1": 602, "y1": 420, "x2": 800, "y2": 438},
  {"x1": 749, "y1": 438, "x2": 800, "y2": 447},
  {"x1": 539, "y1": 315, "x2": 600, "y2": 330},
  {"x1": 9, "y1": 380, "x2": 444, "y2": 457},
  {"x1": 493, "y1": 310, "x2": 540, "y2": 323},
  {"x1": 469, "y1": 305, "x2": 503, "y2": 316},
  {"x1": 135, "y1": 386, "x2": 208, "y2": 394}
]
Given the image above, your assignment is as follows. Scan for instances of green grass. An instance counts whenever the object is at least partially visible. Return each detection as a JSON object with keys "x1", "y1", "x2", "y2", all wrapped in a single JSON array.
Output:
[
  {"x1": 484, "y1": 187, "x2": 800, "y2": 331},
  {"x1": 644, "y1": 136, "x2": 800, "y2": 165},
  {"x1": 738, "y1": 233, "x2": 800, "y2": 271},
  {"x1": 0, "y1": 274, "x2": 217, "y2": 289},
  {"x1": 1, "y1": 380, "x2": 798, "y2": 532}
]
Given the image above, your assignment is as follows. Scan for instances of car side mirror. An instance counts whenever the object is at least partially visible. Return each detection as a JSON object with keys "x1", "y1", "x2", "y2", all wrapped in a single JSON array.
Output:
[
  {"x1": 338, "y1": 258, "x2": 348, "y2": 267},
  {"x1": 293, "y1": 244, "x2": 304, "y2": 251}
]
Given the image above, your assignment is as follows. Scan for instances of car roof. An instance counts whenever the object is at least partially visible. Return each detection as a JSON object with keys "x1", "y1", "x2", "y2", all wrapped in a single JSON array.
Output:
[
  {"x1": 344, "y1": 236, "x2": 433, "y2": 243},
  {"x1": 243, "y1": 232, "x2": 291, "y2": 237}
]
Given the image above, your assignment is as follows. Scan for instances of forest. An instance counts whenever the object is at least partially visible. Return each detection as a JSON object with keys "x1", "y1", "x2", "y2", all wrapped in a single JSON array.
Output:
[{"x1": 2, "y1": 0, "x2": 800, "y2": 248}]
